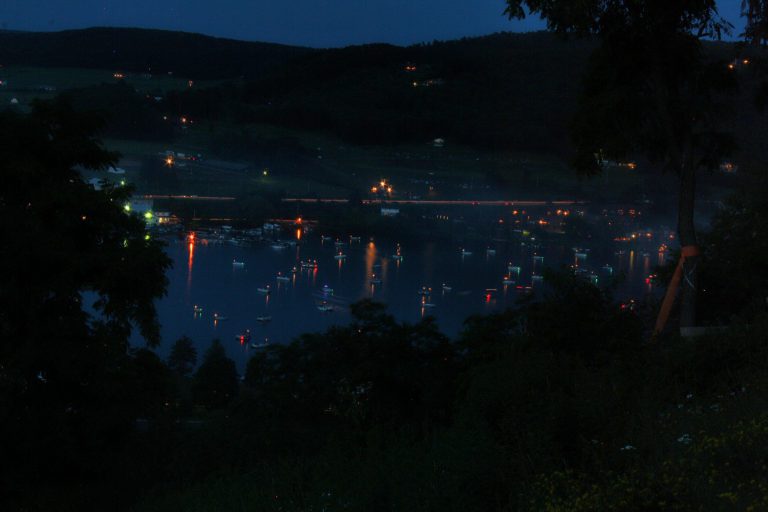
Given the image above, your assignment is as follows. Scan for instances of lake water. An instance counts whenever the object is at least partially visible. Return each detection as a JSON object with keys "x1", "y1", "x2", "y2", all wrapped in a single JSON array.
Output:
[{"x1": 143, "y1": 229, "x2": 667, "y2": 371}]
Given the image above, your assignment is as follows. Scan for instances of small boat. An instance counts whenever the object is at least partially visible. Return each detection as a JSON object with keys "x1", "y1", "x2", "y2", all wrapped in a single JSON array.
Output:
[
  {"x1": 422, "y1": 303, "x2": 437, "y2": 308},
  {"x1": 257, "y1": 286, "x2": 271, "y2": 294},
  {"x1": 392, "y1": 254, "x2": 403, "y2": 261},
  {"x1": 370, "y1": 275, "x2": 382, "y2": 285},
  {"x1": 533, "y1": 255, "x2": 544, "y2": 262},
  {"x1": 334, "y1": 253, "x2": 347, "y2": 260},
  {"x1": 251, "y1": 338, "x2": 270, "y2": 349},
  {"x1": 486, "y1": 248, "x2": 497, "y2": 255},
  {"x1": 236, "y1": 330, "x2": 252, "y2": 344},
  {"x1": 232, "y1": 259, "x2": 245, "y2": 268},
  {"x1": 442, "y1": 283, "x2": 452, "y2": 292},
  {"x1": 508, "y1": 265, "x2": 521, "y2": 274},
  {"x1": 271, "y1": 242, "x2": 288, "y2": 250},
  {"x1": 349, "y1": 236, "x2": 362, "y2": 242},
  {"x1": 502, "y1": 276, "x2": 515, "y2": 285},
  {"x1": 418, "y1": 286, "x2": 432, "y2": 297},
  {"x1": 301, "y1": 260, "x2": 318, "y2": 269},
  {"x1": 317, "y1": 303, "x2": 334, "y2": 313},
  {"x1": 213, "y1": 313, "x2": 228, "y2": 321},
  {"x1": 256, "y1": 315, "x2": 272, "y2": 323},
  {"x1": 461, "y1": 248, "x2": 473, "y2": 256},
  {"x1": 321, "y1": 235, "x2": 333, "y2": 242},
  {"x1": 291, "y1": 266, "x2": 299, "y2": 274},
  {"x1": 334, "y1": 240, "x2": 346, "y2": 247},
  {"x1": 602, "y1": 264, "x2": 614, "y2": 274},
  {"x1": 276, "y1": 273, "x2": 291, "y2": 282},
  {"x1": 193, "y1": 305, "x2": 204, "y2": 314},
  {"x1": 532, "y1": 275, "x2": 544, "y2": 282},
  {"x1": 322, "y1": 284, "x2": 334, "y2": 294}
]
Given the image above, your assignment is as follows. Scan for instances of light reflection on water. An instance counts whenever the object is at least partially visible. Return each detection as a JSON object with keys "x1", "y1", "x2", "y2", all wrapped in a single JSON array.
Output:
[{"x1": 141, "y1": 235, "x2": 666, "y2": 370}]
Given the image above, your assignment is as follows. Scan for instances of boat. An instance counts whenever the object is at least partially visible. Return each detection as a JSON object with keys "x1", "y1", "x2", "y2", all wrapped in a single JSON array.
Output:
[
  {"x1": 276, "y1": 273, "x2": 291, "y2": 282},
  {"x1": 418, "y1": 286, "x2": 432, "y2": 297},
  {"x1": 291, "y1": 266, "x2": 299, "y2": 274},
  {"x1": 271, "y1": 242, "x2": 288, "y2": 250},
  {"x1": 602, "y1": 264, "x2": 614, "y2": 274},
  {"x1": 193, "y1": 305, "x2": 204, "y2": 314},
  {"x1": 256, "y1": 315, "x2": 272, "y2": 323},
  {"x1": 502, "y1": 276, "x2": 515, "y2": 285},
  {"x1": 349, "y1": 236, "x2": 362, "y2": 242},
  {"x1": 370, "y1": 275, "x2": 382, "y2": 285},
  {"x1": 486, "y1": 248, "x2": 497, "y2": 255},
  {"x1": 321, "y1": 235, "x2": 333, "y2": 241},
  {"x1": 532, "y1": 275, "x2": 544, "y2": 282},
  {"x1": 334, "y1": 253, "x2": 347, "y2": 260},
  {"x1": 392, "y1": 253, "x2": 404, "y2": 261},
  {"x1": 461, "y1": 248, "x2": 473, "y2": 256},
  {"x1": 322, "y1": 285, "x2": 334, "y2": 294},
  {"x1": 251, "y1": 338, "x2": 270, "y2": 349},
  {"x1": 575, "y1": 252, "x2": 588, "y2": 260},
  {"x1": 257, "y1": 286, "x2": 271, "y2": 294},
  {"x1": 232, "y1": 259, "x2": 245, "y2": 268},
  {"x1": 508, "y1": 265, "x2": 521, "y2": 274},
  {"x1": 334, "y1": 240, "x2": 346, "y2": 247},
  {"x1": 533, "y1": 255, "x2": 544, "y2": 262},
  {"x1": 213, "y1": 313, "x2": 228, "y2": 321},
  {"x1": 442, "y1": 283, "x2": 452, "y2": 292},
  {"x1": 317, "y1": 302, "x2": 334, "y2": 313},
  {"x1": 236, "y1": 330, "x2": 252, "y2": 344},
  {"x1": 422, "y1": 302, "x2": 437, "y2": 308},
  {"x1": 301, "y1": 260, "x2": 318, "y2": 269}
]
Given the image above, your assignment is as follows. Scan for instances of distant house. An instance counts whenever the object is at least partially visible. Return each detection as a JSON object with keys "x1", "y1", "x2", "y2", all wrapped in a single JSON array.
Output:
[{"x1": 381, "y1": 208, "x2": 400, "y2": 217}]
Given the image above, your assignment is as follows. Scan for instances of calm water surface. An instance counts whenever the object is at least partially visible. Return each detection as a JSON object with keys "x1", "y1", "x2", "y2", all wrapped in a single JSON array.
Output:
[{"x1": 142, "y1": 232, "x2": 666, "y2": 371}]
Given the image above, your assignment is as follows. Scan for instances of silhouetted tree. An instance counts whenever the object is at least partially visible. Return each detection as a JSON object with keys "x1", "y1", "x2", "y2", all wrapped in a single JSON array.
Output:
[
  {"x1": 0, "y1": 98, "x2": 170, "y2": 504},
  {"x1": 505, "y1": 0, "x2": 738, "y2": 331},
  {"x1": 168, "y1": 336, "x2": 197, "y2": 377},
  {"x1": 192, "y1": 339, "x2": 239, "y2": 409}
]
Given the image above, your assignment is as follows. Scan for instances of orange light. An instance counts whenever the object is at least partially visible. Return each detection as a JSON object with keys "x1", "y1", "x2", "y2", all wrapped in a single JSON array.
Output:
[
  {"x1": 743, "y1": 59, "x2": 750, "y2": 65},
  {"x1": 296, "y1": 217, "x2": 302, "y2": 224},
  {"x1": 371, "y1": 187, "x2": 378, "y2": 193},
  {"x1": 728, "y1": 63, "x2": 735, "y2": 70}
]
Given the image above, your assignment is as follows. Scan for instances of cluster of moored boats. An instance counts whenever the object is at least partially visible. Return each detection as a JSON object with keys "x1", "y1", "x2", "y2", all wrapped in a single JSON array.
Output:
[{"x1": 204, "y1": 235, "x2": 633, "y2": 351}]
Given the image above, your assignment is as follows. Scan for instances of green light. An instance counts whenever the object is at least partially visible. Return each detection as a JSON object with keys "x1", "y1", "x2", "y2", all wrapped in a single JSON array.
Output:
[
  {"x1": 123, "y1": 204, "x2": 131, "y2": 212},
  {"x1": 120, "y1": 179, "x2": 126, "y2": 186},
  {"x1": 145, "y1": 234, "x2": 151, "y2": 241},
  {"x1": 144, "y1": 211, "x2": 153, "y2": 220}
]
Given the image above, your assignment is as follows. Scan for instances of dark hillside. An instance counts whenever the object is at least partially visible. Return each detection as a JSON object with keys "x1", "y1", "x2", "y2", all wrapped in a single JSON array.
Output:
[{"x1": 0, "y1": 27, "x2": 313, "y2": 79}]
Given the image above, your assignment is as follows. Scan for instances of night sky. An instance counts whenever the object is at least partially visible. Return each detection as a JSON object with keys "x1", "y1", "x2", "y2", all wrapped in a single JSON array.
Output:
[{"x1": 0, "y1": 0, "x2": 747, "y2": 48}]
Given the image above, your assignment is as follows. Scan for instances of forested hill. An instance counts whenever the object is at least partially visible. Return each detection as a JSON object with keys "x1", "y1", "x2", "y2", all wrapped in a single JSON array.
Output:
[
  {"x1": 0, "y1": 27, "x2": 313, "y2": 79},
  {"x1": 240, "y1": 32, "x2": 596, "y2": 151},
  {"x1": 5, "y1": 28, "x2": 759, "y2": 160}
]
